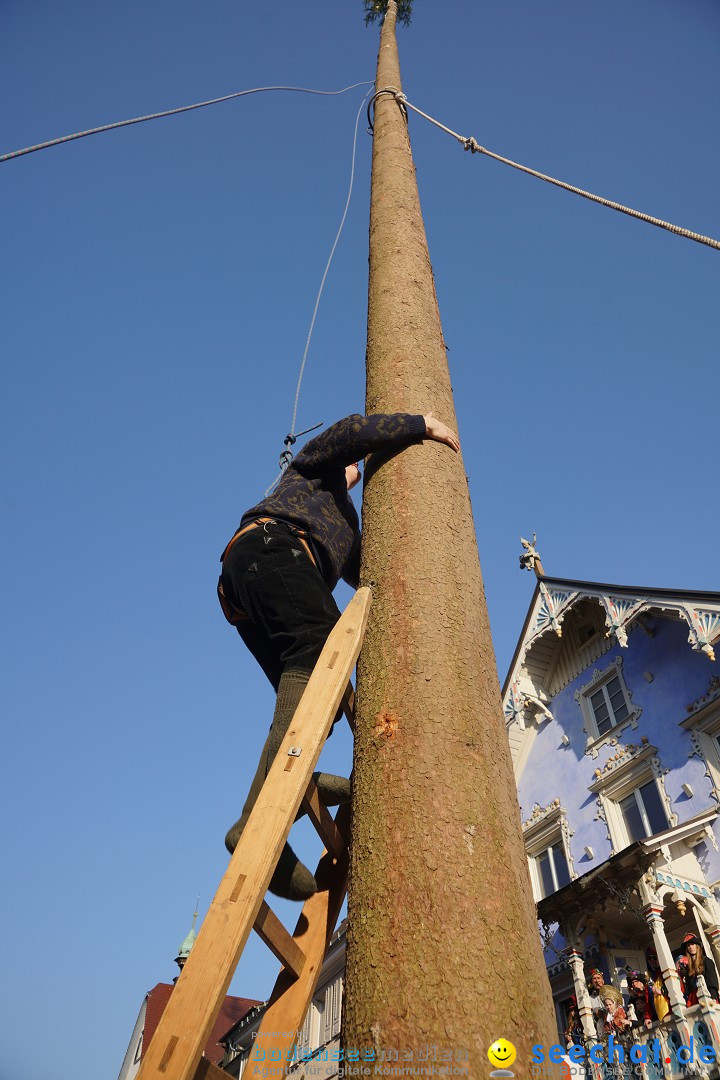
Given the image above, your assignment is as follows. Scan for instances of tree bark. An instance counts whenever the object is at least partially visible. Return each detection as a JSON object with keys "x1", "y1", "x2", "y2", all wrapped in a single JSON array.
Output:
[{"x1": 343, "y1": 4, "x2": 556, "y2": 1073}]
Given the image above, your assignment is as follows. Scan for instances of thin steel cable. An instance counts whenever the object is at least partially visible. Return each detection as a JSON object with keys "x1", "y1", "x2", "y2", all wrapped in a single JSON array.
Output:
[
  {"x1": 373, "y1": 88, "x2": 720, "y2": 253},
  {"x1": 0, "y1": 82, "x2": 374, "y2": 164},
  {"x1": 265, "y1": 86, "x2": 374, "y2": 496},
  {"x1": 289, "y1": 85, "x2": 375, "y2": 440}
]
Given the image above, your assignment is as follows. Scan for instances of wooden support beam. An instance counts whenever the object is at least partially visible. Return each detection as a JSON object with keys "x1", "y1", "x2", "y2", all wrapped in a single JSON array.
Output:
[
  {"x1": 253, "y1": 901, "x2": 306, "y2": 980},
  {"x1": 342, "y1": 683, "x2": 356, "y2": 734},
  {"x1": 192, "y1": 1060, "x2": 226, "y2": 1080},
  {"x1": 245, "y1": 805, "x2": 351, "y2": 1079},
  {"x1": 135, "y1": 589, "x2": 371, "y2": 1080},
  {"x1": 301, "y1": 780, "x2": 345, "y2": 860}
]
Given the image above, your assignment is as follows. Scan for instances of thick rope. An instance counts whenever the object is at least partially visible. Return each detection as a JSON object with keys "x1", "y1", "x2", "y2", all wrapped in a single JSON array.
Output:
[
  {"x1": 372, "y1": 88, "x2": 720, "y2": 253},
  {"x1": 264, "y1": 86, "x2": 375, "y2": 496},
  {"x1": 0, "y1": 82, "x2": 373, "y2": 165}
]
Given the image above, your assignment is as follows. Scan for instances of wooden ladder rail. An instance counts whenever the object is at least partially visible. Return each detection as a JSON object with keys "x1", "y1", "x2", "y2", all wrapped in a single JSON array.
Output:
[
  {"x1": 193, "y1": 802, "x2": 350, "y2": 1080},
  {"x1": 243, "y1": 802, "x2": 352, "y2": 1079},
  {"x1": 136, "y1": 587, "x2": 370, "y2": 1080}
]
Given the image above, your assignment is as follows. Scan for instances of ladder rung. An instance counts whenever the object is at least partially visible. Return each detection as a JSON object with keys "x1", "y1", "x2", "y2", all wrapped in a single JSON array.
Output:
[
  {"x1": 253, "y1": 900, "x2": 307, "y2": 979},
  {"x1": 301, "y1": 780, "x2": 346, "y2": 860},
  {"x1": 192, "y1": 1060, "x2": 226, "y2": 1080},
  {"x1": 250, "y1": 804, "x2": 351, "y2": 1065},
  {"x1": 250, "y1": 810, "x2": 349, "y2": 1063}
]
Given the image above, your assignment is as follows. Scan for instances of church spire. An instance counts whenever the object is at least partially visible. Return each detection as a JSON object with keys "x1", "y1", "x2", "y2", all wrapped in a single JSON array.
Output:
[{"x1": 174, "y1": 900, "x2": 199, "y2": 976}]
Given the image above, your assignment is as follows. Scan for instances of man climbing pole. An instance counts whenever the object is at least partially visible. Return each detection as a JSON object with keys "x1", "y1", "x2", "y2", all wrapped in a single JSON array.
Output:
[{"x1": 218, "y1": 410, "x2": 459, "y2": 900}]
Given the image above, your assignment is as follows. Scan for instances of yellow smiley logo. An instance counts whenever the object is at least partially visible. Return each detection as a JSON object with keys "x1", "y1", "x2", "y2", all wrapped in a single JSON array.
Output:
[{"x1": 488, "y1": 1039, "x2": 517, "y2": 1069}]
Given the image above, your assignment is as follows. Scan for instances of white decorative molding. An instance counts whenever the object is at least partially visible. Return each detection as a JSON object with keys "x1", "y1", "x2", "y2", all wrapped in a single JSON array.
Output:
[
  {"x1": 599, "y1": 595, "x2": 647, "y2": 649},
  {"x1": 588, "y1": 738, "x2": 652, "y2": 787},
  {"x1": 504, "y1": 676, "x2": 553, "y2": 730},
  {"x1": 593, "y1": 797, "x2": 612, "y2": 852},
  {"x1": 533, "y1": 582, "x2": 577, "y2": 639},
  {"x1": 575, "y1": 657, "x2": 642, "y2": 757},
  {"x1": 654, "y1": 871, "x2": 713, "y2": 900},
  {"x1": 527, "y1": 694, "x2": 553, "y2": 721},
  {"x1": 686, "y1": 675, "x2": 720, "y2": 721},
  {"x1": 682, "y1": 676, "x2": 720, "y2": 807},
  {"x1": 504, "y1": 680, "x2": 527, "y2": 729},
  {"x1": 638, "y1": 863, "x2": 662, "y2": 907},
  {"x1": 523, "y1": 799, "x2": 564, "y2": 832},
  {"x1": 511, "y1": 588, "x2": 720, "y2": 703},
  {"x1": 682, "y1": 606, "x2": 720, "y2": 662},
  {"x1": 589, "y1": 741, "x2": 668, "y2": 791}
]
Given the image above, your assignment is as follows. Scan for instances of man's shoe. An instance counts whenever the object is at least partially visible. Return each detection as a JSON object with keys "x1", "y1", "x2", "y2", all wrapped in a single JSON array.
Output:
[
  {"x1": 225, "y1": 825, "x2": 316, "y2": 902},
  {"x1": 313, "y1": 771, "x2": 351, "y2": 806},
  {"x1": 269, "y1": 843, "x2": 318, "y2": 902}
]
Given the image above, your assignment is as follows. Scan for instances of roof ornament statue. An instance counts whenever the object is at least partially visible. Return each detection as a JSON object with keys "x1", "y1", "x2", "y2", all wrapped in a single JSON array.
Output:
[{"x1": 519, "y1": 533, "x2": 545, "y2": 578}]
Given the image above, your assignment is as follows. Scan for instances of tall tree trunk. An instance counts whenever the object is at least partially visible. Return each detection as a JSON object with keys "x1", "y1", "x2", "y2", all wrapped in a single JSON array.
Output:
[{"x1": 343, "y1": 4, "x2": 556, "y2": 1073}]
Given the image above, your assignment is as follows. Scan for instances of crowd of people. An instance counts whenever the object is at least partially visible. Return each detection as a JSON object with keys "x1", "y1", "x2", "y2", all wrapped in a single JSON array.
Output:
[{"x1": 564, "y1": 935, "x2": 719, "y2": 1056}]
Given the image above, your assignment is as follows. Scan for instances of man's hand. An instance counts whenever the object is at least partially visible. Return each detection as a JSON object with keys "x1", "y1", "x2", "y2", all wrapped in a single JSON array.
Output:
[{"x1": 423, "y1": 412, "x2": 460, "y2": 453}]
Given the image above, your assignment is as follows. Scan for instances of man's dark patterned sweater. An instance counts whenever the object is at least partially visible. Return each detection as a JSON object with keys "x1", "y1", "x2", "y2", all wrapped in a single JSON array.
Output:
[{"x1": 235, "y1": 412, "x2": 426, "y2": 590}]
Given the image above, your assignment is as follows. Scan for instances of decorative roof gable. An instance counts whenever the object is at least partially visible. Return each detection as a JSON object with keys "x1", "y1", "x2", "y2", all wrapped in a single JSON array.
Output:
[{"x1": 504, "y1": 576, "x2": 720, "y2": 773}]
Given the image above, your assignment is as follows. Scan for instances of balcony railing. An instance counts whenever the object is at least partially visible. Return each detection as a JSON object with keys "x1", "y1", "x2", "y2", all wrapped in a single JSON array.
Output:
[{"x1": 577, "y1": 993, "x2": 720, "y2": 1080}]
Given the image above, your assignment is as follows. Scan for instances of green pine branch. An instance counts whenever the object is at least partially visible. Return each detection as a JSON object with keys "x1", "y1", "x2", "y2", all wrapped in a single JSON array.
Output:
[{"x1": 363, "y1": 0, "x2": 414, "y2": 26}]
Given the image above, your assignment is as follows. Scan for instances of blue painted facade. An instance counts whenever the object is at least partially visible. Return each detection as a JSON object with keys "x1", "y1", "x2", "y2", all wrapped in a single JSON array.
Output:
[
  {"x1": 517, "y1": 615, "x2": 720, "y2": 883},
  {"x1": 504, "y1": 577, "x2": 720, "y2": 1059}
]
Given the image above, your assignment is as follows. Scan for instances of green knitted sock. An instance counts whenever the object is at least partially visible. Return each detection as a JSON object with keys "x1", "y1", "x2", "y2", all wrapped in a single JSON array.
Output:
[
  {"x1": 311, "y1": 772, "x2": 352, "y2": 806},
  {"x1": 225, "y1": 670, "x2": 317, "y2": 901}
]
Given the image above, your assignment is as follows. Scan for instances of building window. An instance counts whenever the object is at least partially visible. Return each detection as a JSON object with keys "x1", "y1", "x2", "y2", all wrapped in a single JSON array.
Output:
[
  {"x1": 535, "y1": 843, "x2": 571, "y2": 897},
  {"x1": 589, "y1": 743, "x2": 674, "y2": 855},
  {"x1": 618, "y1": 779, "x2": 669, "y2": 842},
  {"x1": 323, "y1": 974, "x2": 343, "y2": 1043},
  {"x1": 296, "y1": 1006, "x2": 314, "y2": 1060},
  {"x1": 522, "y1": 801, "x2": 575, "y2": 901},
  {"x1": 576, "y1": 658, "x2": 641, "y2": 756},
  {"x1": 588, "y1": 674, "x2": 630, "y2": 735}
]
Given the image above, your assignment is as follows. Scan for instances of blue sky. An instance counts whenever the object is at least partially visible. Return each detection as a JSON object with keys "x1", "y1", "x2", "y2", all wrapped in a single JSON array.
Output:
[{"x1": 2, "y1": 2, "x2": 719, "y2": 1078}]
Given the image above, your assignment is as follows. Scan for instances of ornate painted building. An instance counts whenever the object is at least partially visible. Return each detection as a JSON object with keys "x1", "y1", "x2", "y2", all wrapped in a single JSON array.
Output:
[
  {"x1": 177, "y1": 556, "x2": 720, "y2": 1079},
  {"x1": 506, "y1": 553, "x2": 720, "y2": 1075}
]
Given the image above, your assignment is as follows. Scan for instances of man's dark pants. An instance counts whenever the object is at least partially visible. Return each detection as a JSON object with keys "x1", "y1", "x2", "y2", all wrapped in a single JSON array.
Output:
[{"x1": 220, "y1": 521, "x2": 341, "y2": 851}]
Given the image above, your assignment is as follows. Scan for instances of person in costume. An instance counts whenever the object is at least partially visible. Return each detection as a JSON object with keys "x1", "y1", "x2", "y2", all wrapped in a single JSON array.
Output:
[
  {"x1": 645, "y1": 945, "x2": 670, "y2": 1022},
  {"x1": 600, "y1": 985, "x2": 632, "y2": 1080},
  {"x1": 587, "y1": 968, "x2": 608, "y2": 1040},
  {"x1": 601, "y1": 986, "x2": 632, "y2": 1036},
  {"x1": 564, "y1": 996, "x2": 583, "y2": 1048},
  {"x1": 677, "y1": 932, "x2": 719, "y2": 1005},
  {"x1": 626, "y1": 970, "x2": 653, "y2": 1029}
]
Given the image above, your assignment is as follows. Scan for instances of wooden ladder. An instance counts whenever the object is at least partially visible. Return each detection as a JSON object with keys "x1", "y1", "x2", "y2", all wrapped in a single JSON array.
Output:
[{"x1": 136, "y1": 587, "x2": 371, "y2": 1080}]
